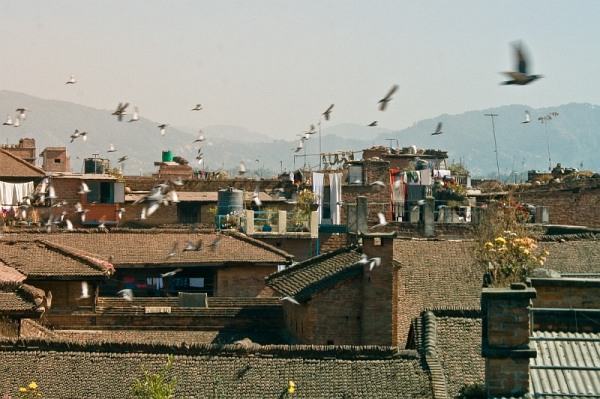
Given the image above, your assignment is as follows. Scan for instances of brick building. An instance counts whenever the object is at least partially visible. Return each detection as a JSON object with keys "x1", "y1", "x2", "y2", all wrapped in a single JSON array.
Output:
[{"x1": 40, "y1": 147, "x2": 70, "y2": 173}]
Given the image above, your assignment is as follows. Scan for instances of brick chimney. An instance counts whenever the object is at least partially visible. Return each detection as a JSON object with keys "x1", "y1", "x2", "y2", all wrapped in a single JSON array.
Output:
[
  {"x1": 360, "y1": 232, "x2": 397, "y2": 346},
  {"x1": 481, "y1": 285, "x2": 537, "y2": 397}
]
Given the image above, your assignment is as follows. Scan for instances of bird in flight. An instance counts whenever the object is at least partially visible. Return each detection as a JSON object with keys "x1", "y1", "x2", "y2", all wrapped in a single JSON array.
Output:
[
  {"x1": 108, "y1": 143, "x2": 117, "y2": 153},
  {"x1": 191, "y1": 104, "x2": 203, "y2": 111},
  {"x1": 161, "y1": 268, "x2": 183, "y2": 278},
  {"x1": 112, "y1": 102, "x2": 129, "y2": 121},
  {"x1": 16, "y1": 108, "x2": 28, "y2": 120},
  {"x1": 117, "y1": 289, "x2": 133, "y2": 301},
  {"x1": 70, "y1": 129, "x2": 88, "y2": 142},
  {"x1": 522, "y1": 111, "x2": 531, "y2": 124},
  {"x1": 322, "y1": 104, "x2": 334, "y2": 121},
  {"x1": 378, "y1": 84, "x2": 399, "y2": 111},
  {"x1": 65, "y1": 74, "x2": 76, "y2": 84},
  {"x1": 3, "y1": 115, "x2": 13, "y2": 126},
  {"x1": 158, "y1": 124, "x2": 168, "y2": 136},
  {"x1": 371, "y1": 212, "x2": 388, "y2": 229},
  {"x1": 431, "y1": 122, "x2": 443, "y2": 135},
  {"x1": 501, "y1": 41, "x2": 543, "y2": 85},
  {"x1": 238, "y1": 161, "x2": 246, "y2": 175},
  {"x1": 193, "y1": 131, "x2": 205, "y2": 143},
  {"x1": 129, "y1": 106, "x2": 139, "y2": 122},
  {"x1": 117, "y1": 155, "x2": 129, "y2": 163},
  {"x1": 368, "y1": 121, "x2": 378, "y2": 127}
]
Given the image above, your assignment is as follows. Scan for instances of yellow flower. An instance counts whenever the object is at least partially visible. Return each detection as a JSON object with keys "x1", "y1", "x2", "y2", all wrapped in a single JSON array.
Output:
[
  {"x1": 29, "y1": 382, "x2": 38, "y2": 390},
  {"x1": 494, "y1": 237, "x2": 506, "y2": 245},
  {"x1": 288, "y1": 380, "x2": 296, "y2": 394},
  {"x1": 484, "y1": 242, "x2": 493, "y2": 248},
  {"x1": 288, "y1": 387, "x2": 295, "y2": 394},
  {"x1": 19, "y1": 387, "x2": 27, "y2": 393}
]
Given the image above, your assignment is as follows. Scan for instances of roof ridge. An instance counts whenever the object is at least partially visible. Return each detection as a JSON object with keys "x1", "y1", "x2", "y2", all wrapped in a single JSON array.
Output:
[
  {"x1": 265, "y1": 245, "x2": 359, "y2": 283},
  {"x1": 0, "y1": 147, "x2": 46, "y2": 175},
  {"x1": 225, "y1": 230, "x2": 295, "y2": 260},
  {"x1": 421, "y1": 311, "x2": 450, "y2": 399},
  {"x1": 37, "y1": 239, "x2": 115, "y2": 276}
]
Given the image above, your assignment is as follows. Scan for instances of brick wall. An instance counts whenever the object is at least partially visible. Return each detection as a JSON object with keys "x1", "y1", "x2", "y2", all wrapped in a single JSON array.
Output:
[
  {"x1": 481, "y1": 287, "x2": 537, "y2": 397},
  {"x1": 216, "y1": 266, "x2": 277, "y2": 297},
  {"x1": 361, "y1": 235, "x2": 397, "y2": 345},
  {"x1": 41, "y1": 148, "x2": 69, "y2": 173},
  {"x1": 515, "y1": 178, "x2": 600, "y2": 227},
  {"x1": 258, "y1": 236, "x2": 316, "y2": 261},
  {"x1": 32, "y1": 280, "x2": 94, "y2": 311}
]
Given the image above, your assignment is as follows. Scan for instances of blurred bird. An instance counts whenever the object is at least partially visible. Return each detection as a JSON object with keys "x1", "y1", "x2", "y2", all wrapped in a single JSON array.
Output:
[
  {"x1": 45, "y1": 291, "x2": 53, "y2": 309},
  {"x1": 161, "y1": 268, "x2": 183, "y2": 278},
  {"x1": 522, "y1": 111, "x2": 531, "y2": 124},
  {"x1": 158, "y1": 123, "x2": 168, "y2": 136},
  {"x1": 65, "y1": 74, "x2": 76, "y2": 84},
  {"x1": 112, "y1": 102, "x2": 129, "y2": 121},
  {"x1": 368, "y1": 257, "x2": 382, "y2": 272},
  {"x1": 80, "y1": 281, "x2": 90, "y2": 299},
  {"x1": 207, "y1": 235, "x2": 222, "y2": 250},
  {"x1": 370, "y1": 181, "x2": 385, "y2": 191},
  {"x1": 431, "y1": 122, "x2": 443, "y2": 135},
  {"x1": 70, "y1": 129, "x2": 82, "y2": 142},
  {"x1": 371, "y1": 212, "x2": 388, "y2": 228},
  {"x1": 252, "y1": 184, "x2": 261, "y2": 206},
  {"x1": 238, "y1": 161, "x2": 246, "y2": 175},
  {"x1": 191, "y1": 104, "x2": 203, "y2": 111},
  {"x1": 64, "y1": 219, "x2": 74, "y2": 230},
  {"x1": 3, "y1": 115, "x2": 13, "y2": 126},
  {"x1": 108, "y1": 143, "x2": 116, "y2": 153},
  {"x1": 13, "y1": 117, "x2": 20, "y2": 127},
  {"x1": 411, "y1": 199, "x2": 426, "y2": 211},
  {"x1": 322, "y1": 104, "x2": 334, "y2": 121},
  {"x1": 117, "y1": 155, "x2": 129, "y2": 163},
  {"x1": 281, "y1": 296, "x2": 300, "y2": 305},
  {"x1": 193, "y1": 131, "x2": 205, "y2": 143},
  {"x1": 183, "y1": 239, "x2": 203, "y2": 251},
  {"x1": 368, "y1": 121, "x2": 378, "y2": 127},
  {"x1": 129, "y1": 106, "x2": 139, "y2": 122},
  {"x1": 117, "y1": 289, "x2": 133, "y2": 301},
  {"x1": 378, "y1": 84, "x2": 399, "y2": 111},
  {"x1": 16, "y1": 108, "x2": 28, "y2": 120},
  {"x1": 78, "y1": 182, "x2": 91, "y2": 195},
  {"x1": 501, "y1": 41, "x2": 543, "y2": 85},
  {"x1": 116, "y1": 208, "x2": 125, "y2": 220}
]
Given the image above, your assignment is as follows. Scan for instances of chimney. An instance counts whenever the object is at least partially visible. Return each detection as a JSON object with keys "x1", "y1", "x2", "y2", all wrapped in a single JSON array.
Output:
[
  {"x1": 481, "y1": 285, "x2": 537, "y2": 397},
  {"x1": 360, "y1": 232, "x2": 397, "y2": 345},
  {"x1": 422, "y1": 196, "x2": 435, "y2": 237}
]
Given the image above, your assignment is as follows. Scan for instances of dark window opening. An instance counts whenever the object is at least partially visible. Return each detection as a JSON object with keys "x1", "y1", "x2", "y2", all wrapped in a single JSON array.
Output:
[
  {"x1": 178, "y1": 202, "x2": 200, "y2": 224},
  {"x1": 53, "y1": 158, "x2": 61, "y2": 164},
  {"x1": 86, "y1": 181, "x2": 114, "y2": 204},
  {"x1": 327, "y1": 340, "x2": 334, "y2": 345}
]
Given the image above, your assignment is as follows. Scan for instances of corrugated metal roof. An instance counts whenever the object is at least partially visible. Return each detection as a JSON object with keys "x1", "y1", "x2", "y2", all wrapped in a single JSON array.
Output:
[{"x1": 530, "y1": 331, "x2": 600, "y2": 398}]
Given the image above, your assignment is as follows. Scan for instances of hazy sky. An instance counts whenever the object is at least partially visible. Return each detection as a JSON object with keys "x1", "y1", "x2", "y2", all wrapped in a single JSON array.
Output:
[{"x1": 1, "y1": 1, "x2": 599, "y2": 140}]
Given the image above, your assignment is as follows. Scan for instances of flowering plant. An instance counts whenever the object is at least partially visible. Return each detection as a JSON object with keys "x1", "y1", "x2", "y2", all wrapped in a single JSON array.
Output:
[{"x1": 480, "y1": 231, "x2": 548, "y2": 286}]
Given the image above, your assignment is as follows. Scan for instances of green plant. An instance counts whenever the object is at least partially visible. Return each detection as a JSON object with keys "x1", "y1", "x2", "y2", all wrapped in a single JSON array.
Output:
[
  {"x1": 295, "y1": 189, "x2": 318, "y2": 218},
  {"x1": 130, "y1": 355, "x2": 177, "y2": 399}
]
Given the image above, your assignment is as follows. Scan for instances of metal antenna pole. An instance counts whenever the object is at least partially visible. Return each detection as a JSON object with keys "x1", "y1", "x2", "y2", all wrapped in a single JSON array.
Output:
[
  {"x1": 318, "y1": 119, "x2": 322, "y2": 171},
  {"x1": 538, "y1": 111, "x2": 559, "y2": 171},
  {"x1": 484, "y1": 113, "x2": 500, "y2": 178}
]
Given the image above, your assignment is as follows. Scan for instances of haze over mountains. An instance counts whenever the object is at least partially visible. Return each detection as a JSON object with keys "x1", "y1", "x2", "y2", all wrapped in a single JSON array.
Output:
[{"x1": 1, "y1": 90, "x2": 599, "y2": 179}]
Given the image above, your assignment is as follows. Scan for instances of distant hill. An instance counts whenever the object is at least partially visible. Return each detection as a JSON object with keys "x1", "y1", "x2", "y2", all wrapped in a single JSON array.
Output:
[{"x1": 1, "y1": 90, "x2": 598, "y2": 178}]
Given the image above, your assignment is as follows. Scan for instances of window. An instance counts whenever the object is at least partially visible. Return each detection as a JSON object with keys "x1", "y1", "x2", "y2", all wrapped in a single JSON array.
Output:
[
  {"x1": 348, "y1": 165, "x2": 363, "y2": 185},
  {"x1": 85, "y1": 181, "x2": 114, "y2": 204},
  {"x1": 178, "y1": 202, "x2": 199, "y2": 224},
  {"x1": 54, "y1": 158, "x2": 61, "y2": 164}
]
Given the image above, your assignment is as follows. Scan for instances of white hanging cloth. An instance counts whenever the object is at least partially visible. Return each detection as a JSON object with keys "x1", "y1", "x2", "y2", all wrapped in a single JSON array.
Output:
[
  {"x1": 329, "y1": 173, "x2": 342, "y2": 225},
  {"x1": 312, "y1": 172, "x2": 325, "y2": 224},
  {"x1": 0, "y1": 181, "x2": 35, "y2": 205}
]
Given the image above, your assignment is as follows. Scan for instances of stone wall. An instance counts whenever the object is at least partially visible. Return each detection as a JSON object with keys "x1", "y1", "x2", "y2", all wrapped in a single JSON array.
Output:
[{"x1": 216, "y1": 265, "x2": 278, "y2": 297}]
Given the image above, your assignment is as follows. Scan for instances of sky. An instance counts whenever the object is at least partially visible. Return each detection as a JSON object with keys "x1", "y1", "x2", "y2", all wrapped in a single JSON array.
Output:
[{"x1": 1, "y1": 1, "x2": 599, "y2": 141}]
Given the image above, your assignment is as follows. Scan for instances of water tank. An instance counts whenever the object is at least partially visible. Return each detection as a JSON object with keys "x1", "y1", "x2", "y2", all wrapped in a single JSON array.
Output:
[
  {"x1": 217, "y1": 187, "x2": 243, "y2": 216},
  {"x1": 84, "y1": 158, "x2": 107, "y2": 174},
  {"x1": 162, "y1": 150, "x2": 173, "y2": 162}
]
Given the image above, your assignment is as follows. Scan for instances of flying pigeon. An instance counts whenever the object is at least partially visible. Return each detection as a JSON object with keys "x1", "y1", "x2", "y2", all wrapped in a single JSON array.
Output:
[
  {"x1": 368, "y1": 257, "x2": 382, "y2": 272},
  {"x1": 322, "y1": 104, "x2": 334, "y2": 121},
  {"x1": 193, "y1": 131, "x2": 205, "y2": 143},
  {"x1": 117, "y1": 288, "x2": 133, "y2": 301},
  {"x1": 191, "y1": 104, "x2": 203, "y2": 111},
  {"x1": 117, "y1": 155, "x2": 129, "y2": 163},
  {"x1": 108, "y1": 143, "x2": 116, "y2": 153},
  {"x1": 501, "y1": 41, "x2": 543, "y2": 85},
  {"x1": 371, "y1": 212, "x2": 388, "y2": 229},
  {"x1": 161, "y1": 268, "x2": 183, "y2": 278},
  {"x1": 65, "y1": 74, "x2": 76, "y2": 84},
  {"x1": 183, "y1": 240, "x2": 203, "y2": 251},
  {"x1": 16, "y1": 108, "x2": 28, "y2": 120},
  {"x1": 238, "y1": 161, "x2": 246, "y2": 175},
  {"x1": 378, "y1": 84, "x2": 399, "y2": 111},
  {"x1": 80, "y1": 281, "x2": 90, "y2": 299},
  {"x1": 207, "y1": 235, "x2": 222, "y2": 250},
  {"x1": 3, "y1": 115, "x2": 13, "y2": 126},
  {"x1": 281, "y1": 296, "x2": 300, "y2": 305},
  {"x1": 431, "y1": 122, "x2": 443, "y2": 135},
  {"x1": 158, "y1": 123, "x2": 168, "y2": 136},
  {"x1": 112, "y1": 102, "x2": 129, "y2": 121},
  {"x1": 368, "y1": 121, "x2": 378, "y2": 127},
  {"x1": 13, "y1": 117, "x2": 20, "y2": 127},
  {"x1": 252, "y1": 185, "x2": 262, "y2": 206},
  {"x1": 522, "y1": 111, "x2": 531, "y2": 124},
  {"x1": 78, "y1": 182, "x2": 91, "y2": 195},
  {"x1": 129, "y1": 106, "x2": 139, "y2": 122}
]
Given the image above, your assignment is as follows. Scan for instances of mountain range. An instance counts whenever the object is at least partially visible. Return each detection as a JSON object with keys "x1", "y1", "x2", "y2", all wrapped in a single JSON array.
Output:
[{"x1": 1, "y1": 90, "x2": 599, "y2": 179}]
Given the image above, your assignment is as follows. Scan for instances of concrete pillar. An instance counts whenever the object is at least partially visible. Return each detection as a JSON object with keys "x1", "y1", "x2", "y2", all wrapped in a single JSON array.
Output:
[
  {"x1": 243, "y1": 209, "x2": 254, "y2": 233},
  {"x1": 356, "y1": 196, "x2": 368, "y2": 234},
  {"x1": 423, "y1": 196, "x2": 435, "y2": 237},
  {"x1": 278, "y1": 210, "x2": 287, "y2": 233},
  {"x1": 310, "y1": 210, "x2": 318, "y2": 238},
  {"x1": 481, "y1": 286, "x2": 537, "y2": 398}
]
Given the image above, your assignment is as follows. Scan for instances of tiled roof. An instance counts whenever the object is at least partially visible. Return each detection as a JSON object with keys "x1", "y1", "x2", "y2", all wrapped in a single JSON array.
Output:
[
  {"x1": 126, "y1": 191, "x2": 284, "y2": 203},
  {"x1": 35, "y1": 229, "x2": 294, "y2": 266},
  {"x1": 530, "y1": 331, "x2": 600, "y2": 398},
  {"x1": 0, "y1": 283, "x2": 45, "y2": 312},
  {"x1": 542, "y1": 239, "x2": 600, "y2": 274},
  {"x1": 0, "y1": 342, "x2": 433, "y2": 398},
  {"x1": 0, "y1": 261, "x2": 26, "y2": 286},
  {"x1": 0, "y1": 240, "x2": 112, "y2": 278},
  {"x1": 0, "y1": 148, "x2": 46, "y2": 178},
  {"x1": 265, "y1": 246, "x2": 364, "y2": 302}
]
